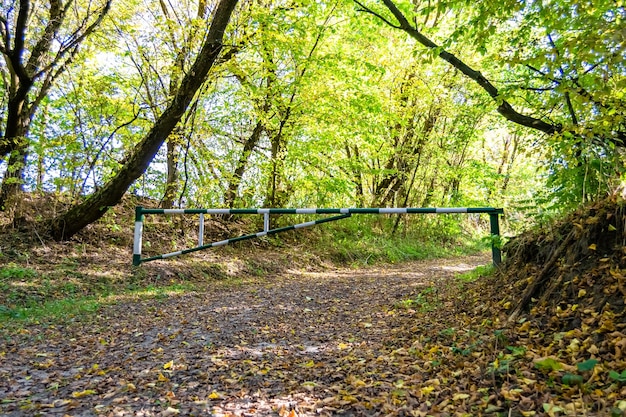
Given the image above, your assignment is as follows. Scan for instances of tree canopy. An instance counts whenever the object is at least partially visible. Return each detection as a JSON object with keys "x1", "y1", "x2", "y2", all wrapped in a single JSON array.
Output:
[{"x1": 0, "y1": 0, "x2": 624, "y2": 237}]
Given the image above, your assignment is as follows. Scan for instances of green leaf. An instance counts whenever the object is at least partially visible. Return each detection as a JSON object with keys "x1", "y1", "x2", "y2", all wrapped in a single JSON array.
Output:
[
  {"x1": 576, "y1": 359, "x2": 599, "y2": 372},
  {"x1": 543, "y1": 403, "x2": 564, "y2": 413},
  {"x1": 609, "y1": 370, "x2": 626, "y2": 383},
  {"x1": 535, "y1": 358, "x2": 563, "y2": 372},
  {"x1": 562, "y1": 373, "x2": 584, "y2": 386}
]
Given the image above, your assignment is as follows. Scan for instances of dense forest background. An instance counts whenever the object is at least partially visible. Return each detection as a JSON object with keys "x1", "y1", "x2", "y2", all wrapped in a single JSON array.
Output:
[{"x1": 1, "y1": 0, "x2": 624, "y2": 238}]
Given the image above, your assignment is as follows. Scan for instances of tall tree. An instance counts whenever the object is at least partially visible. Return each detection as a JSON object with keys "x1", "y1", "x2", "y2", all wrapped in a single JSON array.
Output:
[
  {"x1": 0, "y1": 0, "x2": 112, "y2": 208},
  {"x1": 48, "y1": 0, "x2": 239, "y2": 240}
]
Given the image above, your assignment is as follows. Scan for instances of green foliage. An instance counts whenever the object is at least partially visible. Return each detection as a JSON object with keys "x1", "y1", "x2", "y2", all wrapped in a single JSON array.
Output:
[
  {"x1": 577, "y1": 358, "x2": 599, "y2": 372},
  {"x1": 609, "y1": 370, "x2": 626, "y2": 384},
  {"x1": 3, "y1": 0, "x2": 623, "y2": 239},
  {"x1": 311, "y1": 215, "x2": 489, "y2": 265},
  {"x1": 0, "y1": 263, "x2": 38, "y2": 280},
  {"x1": 535, "y1": 357, "x2": 563, "y2": 372},
  {"x1": 395, "y1": 286, "x2": 438, "y2": 311},
  {"x1": 457, "y1": 264, "x2": 495, "y2": 283}
]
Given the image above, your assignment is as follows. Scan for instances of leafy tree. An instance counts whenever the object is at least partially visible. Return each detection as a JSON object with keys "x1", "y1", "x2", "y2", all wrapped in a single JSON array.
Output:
[
  {"x1": 48, "y1": 0, "x2": 240, "y2": 239},
  {"x1": 353, "y1": 0, "x2": 626, "y2": 207},
  {"x1": 0, "y1": 0, "x2": 112, "y2": 208}
]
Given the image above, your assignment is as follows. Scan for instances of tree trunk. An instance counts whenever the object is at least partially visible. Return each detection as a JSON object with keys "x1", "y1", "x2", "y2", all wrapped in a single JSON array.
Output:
[
  {"x1": 0, "y1": 145, "x2": 28, "y2": 210},
  {"x1": 224, "y1": 120, "x2": 264, "y2": 208},
  {"x1": 48, "y1": 0, "x2": 240, "y2": 240}
]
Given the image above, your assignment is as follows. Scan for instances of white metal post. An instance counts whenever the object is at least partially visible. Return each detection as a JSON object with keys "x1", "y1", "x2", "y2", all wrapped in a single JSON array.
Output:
[{"x1": 199, "y1": 213, "x2": 205, "y2": 246}]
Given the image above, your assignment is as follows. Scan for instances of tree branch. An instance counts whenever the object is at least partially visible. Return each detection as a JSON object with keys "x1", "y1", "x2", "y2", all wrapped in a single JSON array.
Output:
[
  {"x1": 358, "y1": 0, "x2": 561, "y2": 135},
  {"x1": 353, "y1": 0, "x2": 401, "y2": 29}
]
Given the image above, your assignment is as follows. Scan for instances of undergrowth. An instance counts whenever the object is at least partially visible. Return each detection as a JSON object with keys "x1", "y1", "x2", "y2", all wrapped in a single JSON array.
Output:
[{"x1": 305, "y1": 214, "x2": 490, "y2": 265}]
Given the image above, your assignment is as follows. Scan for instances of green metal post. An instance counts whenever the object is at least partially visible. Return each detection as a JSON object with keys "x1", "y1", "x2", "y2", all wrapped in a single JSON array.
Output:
[{"x1": 489, "y1": 212, "x2": 502, "y2": 266}]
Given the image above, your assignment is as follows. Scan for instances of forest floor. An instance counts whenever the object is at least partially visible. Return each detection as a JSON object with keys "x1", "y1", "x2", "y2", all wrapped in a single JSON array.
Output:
[
  {"x1": 1, "y1": 253, "x2": 500, "y2": 417},
  {"x1": 1, "y1": 197, "x2": 626, "y2": 416},
  {"x1": 1, "y1": 247, "x2": 624, "y2": 417}
]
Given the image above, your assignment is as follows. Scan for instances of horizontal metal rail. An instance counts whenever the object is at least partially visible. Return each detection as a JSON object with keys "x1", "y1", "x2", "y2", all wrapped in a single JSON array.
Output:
[
  {"x1": 133, "y1": 206, "x2": 504, "y2": 266},
  {"x1": 139, "y1": 207, "x2": 503, "y2": 215}
]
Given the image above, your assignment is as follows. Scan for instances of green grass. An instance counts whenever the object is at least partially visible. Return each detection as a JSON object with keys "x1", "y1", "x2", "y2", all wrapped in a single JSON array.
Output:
[
  {"x1": 1, "y1": 297, "x2": 100, "y2": 322},
  {"x1": 309, "y1": 215, "x2": 491, "y2": 265},
  {"x1": 457, "y1": 264, "x2": 496, "y2": 282},
  {"x1": 0, "y1": 283, "x2": 196, "y2": 328}
]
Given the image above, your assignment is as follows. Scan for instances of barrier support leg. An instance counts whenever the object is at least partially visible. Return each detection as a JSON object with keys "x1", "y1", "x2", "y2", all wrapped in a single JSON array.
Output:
[
  {"x1": 264, "y1": 213, "x2": 270, "y2": 232},
  {"x1": 489, "y1": 212, "x2": 502, "y2": 266},
  {"x1": 199, "y1": 213, "x2": 205, "y2": 246},
  {"x1": 133, "y1": 206, "x2": 144, "y2": 266}
]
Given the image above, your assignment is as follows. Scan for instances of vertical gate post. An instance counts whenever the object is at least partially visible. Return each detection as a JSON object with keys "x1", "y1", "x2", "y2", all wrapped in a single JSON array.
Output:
[
  {"x1": 133, "y1": 206, "x2": 144, "y2": 266},
  {"x1": 489, "y1": 212, "x2": 502, "y2": 266},
  {"x1": 199, "y1": 213, "x2": 205, "y2": 247}
]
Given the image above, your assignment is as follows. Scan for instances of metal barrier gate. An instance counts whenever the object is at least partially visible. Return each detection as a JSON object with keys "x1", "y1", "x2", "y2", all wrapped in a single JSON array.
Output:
[{"x1": 133, "y1": 206, "x2": 504, "y2": 266}]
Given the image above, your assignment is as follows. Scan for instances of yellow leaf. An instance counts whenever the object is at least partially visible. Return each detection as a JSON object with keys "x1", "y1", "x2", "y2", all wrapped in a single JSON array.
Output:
[
  {"x1": 521, "y1": 411, "x2": 536, "y2": 416},
  {"x1": 161, "y1": 407, "x2": 180, "y2": 416},
  {"x1": 420, "y1": 386, "x2": 435, "y2": 396},
  {"x1": 503, "y1": 301, "x2": 511, "y2": 309},
  {"x1": 609, "y1": 224, "x2": 617, "y2": 231},
  {"x1": 71, "y1": 389, "x2": 96, "y2": 398},
  {"x1": 157, "y1": 372, "x2": 169, "y2": 382},
  {"x1": 453, "y1": 393, "x2": 470, "y2": 401},
  {"x1": 208, "y1": 391, "x2": 221, "y2": 400},
  {"x1": 589, "y1": 244, "x2": 597, "y2": 250},
  {"x1": 163, "y1": 360, "x2": 174, "y2": 370},
  {"x1": 302, "y1": 360, "x2": 315, "y2": 368},
  {"x1": 501, "y1": 388, "x2": 523, "y2": 401},
  {"x1": 338, "y1": 342, "x2": 349, "y2": 350},
  {"x1": 351, "y1": 379, "x2": 367, "y2": 388},
  {"x1": 578, "y1": 289, "x2": 587, "y2": 297}
]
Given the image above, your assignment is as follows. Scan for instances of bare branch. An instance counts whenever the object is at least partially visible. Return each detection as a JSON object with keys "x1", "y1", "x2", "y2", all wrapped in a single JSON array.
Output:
[
  {"x1": 353, "y1": 0, "x2": 401, "y2": 29},
  {"x1": 13, "y1": 0, "x2": 29, "y2": 57},
  {"x1": 33, "y1": 0, "x2": 112, "y2": 80},
  {"x1": 25, "y1": 0, "x2": 64, "y2": 77},
  {"x1": 519, "y1": 85, "x2": 556, "y2": 92}
]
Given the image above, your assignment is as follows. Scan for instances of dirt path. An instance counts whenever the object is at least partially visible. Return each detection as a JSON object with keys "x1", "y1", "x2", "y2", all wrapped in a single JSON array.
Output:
[{"x1": 0, "y1": 254, "x2": 490, "y2": 417}]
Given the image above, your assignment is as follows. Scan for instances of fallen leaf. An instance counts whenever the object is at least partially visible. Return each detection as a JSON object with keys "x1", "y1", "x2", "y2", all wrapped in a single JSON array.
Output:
[
  {"x1": 71, "y1": 389, "x2": 97, "y2": 398},
  {"x1": 161, "y1": 407, "x2": 180, "y2": 416}
]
